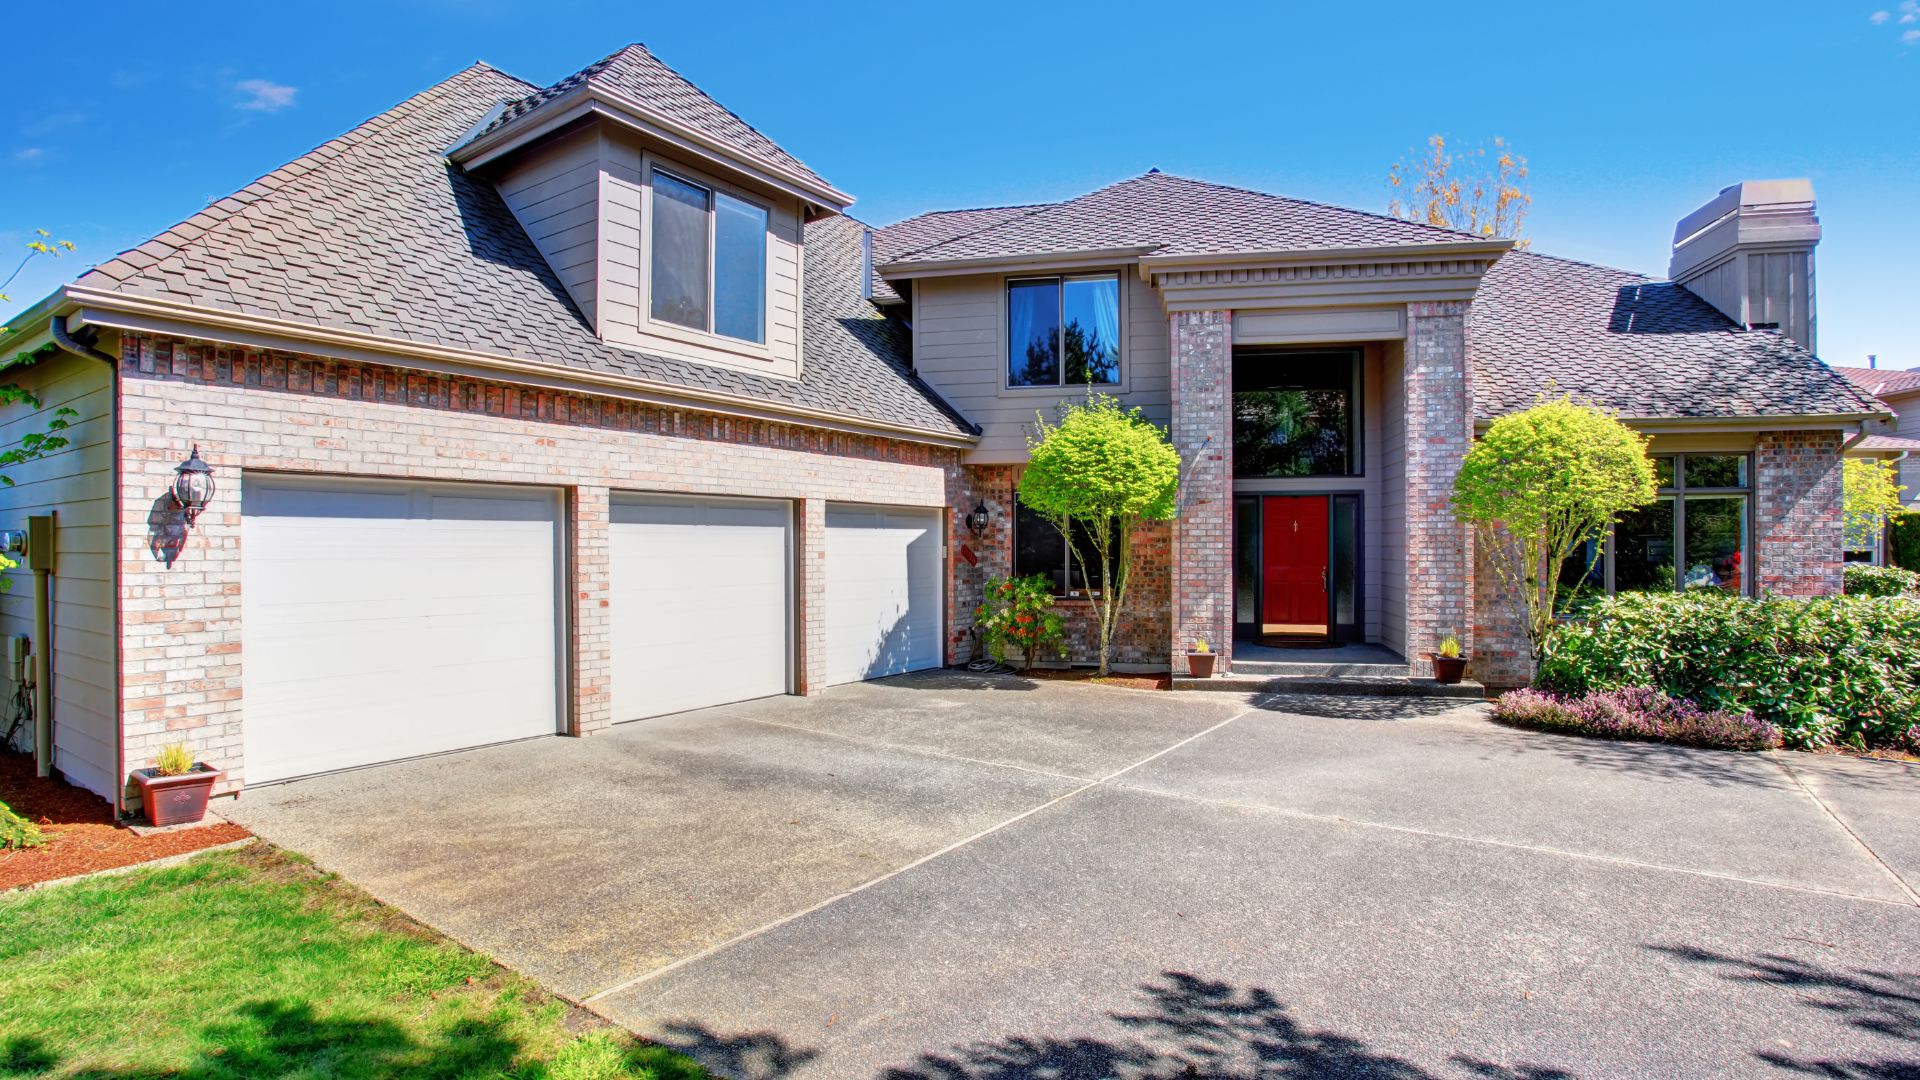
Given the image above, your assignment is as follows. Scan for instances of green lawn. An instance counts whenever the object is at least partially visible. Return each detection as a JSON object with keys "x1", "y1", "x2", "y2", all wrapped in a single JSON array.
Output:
[{"x1": 0, "y1": 844, "x2": 709, "y2": 1079}]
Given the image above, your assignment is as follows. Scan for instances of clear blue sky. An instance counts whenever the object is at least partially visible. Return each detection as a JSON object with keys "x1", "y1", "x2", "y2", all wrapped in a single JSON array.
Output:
[{"x1": 5, "y1": 1, "x2": 1915, "y2": 369}]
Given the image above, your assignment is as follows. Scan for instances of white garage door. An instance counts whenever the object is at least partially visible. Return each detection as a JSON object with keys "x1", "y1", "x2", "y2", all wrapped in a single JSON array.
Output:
[
  {"x1": 241, "y1": 476, "x2": 561, "y2": 783},
  {"x1": 611, "y1": 493, "x2": 790, "y2": 721},
  {"x1": 824, "y1": 504, "x2": 943, "y2": 686}
]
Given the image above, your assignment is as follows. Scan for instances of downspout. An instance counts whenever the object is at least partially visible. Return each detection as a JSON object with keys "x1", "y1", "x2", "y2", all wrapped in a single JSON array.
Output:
[{"x1": 49, "y1": 315, "x2": 123, "y2": 811}]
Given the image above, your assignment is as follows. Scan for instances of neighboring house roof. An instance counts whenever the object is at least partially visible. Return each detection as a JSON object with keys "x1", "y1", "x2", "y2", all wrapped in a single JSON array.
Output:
[
  {"x1": 468, "y1": 43, "x2": 835, "y2": 196},
  {"x1": 1469, "y1": 251, "x2": 1883, "y2": 422},
  {"x1": 878, "y1": 171, "x2": 1484, "y2": 268},
  {"x1": 1833, "y1": 365, "x2": 1920, "y2": 398},
  {"x1": 75, "y1": 64, "x2": 971, "y2": 440}
]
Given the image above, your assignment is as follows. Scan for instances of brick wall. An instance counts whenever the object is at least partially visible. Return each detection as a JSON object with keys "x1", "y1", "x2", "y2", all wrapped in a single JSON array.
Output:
[
  {"x1": 1169, "y1": 310, "x2": 1233, "y2": 675},
  {"x1": 1756, "y1": 429, "x2": 1845, "y2": 596},
  {"x1": 1402, "y1": 302, "x2": 1475, "y2": 677},
  {"x1": 945, "y1": 464, "x2": 1170, "y2": 669},
  {"x1": 116, "y1": 333, "x2": 957, "y2": 801}
]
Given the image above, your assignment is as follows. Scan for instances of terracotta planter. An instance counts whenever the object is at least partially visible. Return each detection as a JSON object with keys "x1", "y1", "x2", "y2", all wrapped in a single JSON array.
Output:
[
  {"x1": 1428, "y1": 654, "x2": 1469, "y2": 685},
  {"x1": 1187, "y1": 651, "x2": 1218, "y2": 678},
  {"x1": 132, "y1": 764, "x2": 222, "y2": 826}
]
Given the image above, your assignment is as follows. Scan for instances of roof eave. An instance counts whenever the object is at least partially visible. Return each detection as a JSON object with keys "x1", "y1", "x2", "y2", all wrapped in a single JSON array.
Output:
[
  {"x1": 65, "y1": 286, "x2": 976, "y2": 447},
  {"x1": 450, "y1": 84, "x2": 854, "y2": 211},
  {"x1": 878, "y1": 245, "x2": 1158, "y2": 280}
]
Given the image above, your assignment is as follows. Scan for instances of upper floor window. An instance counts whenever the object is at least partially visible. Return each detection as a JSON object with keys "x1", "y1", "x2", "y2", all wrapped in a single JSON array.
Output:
[
  {"x1": 1232, "y1": 348, "x2": 1361, "y2": 477},
  {"x1": 1007, "y1": 274, "x2": 1121, "y2": 387},
  {"x1": 650, "y1": 168, "x2": 768, "y2": 344}
]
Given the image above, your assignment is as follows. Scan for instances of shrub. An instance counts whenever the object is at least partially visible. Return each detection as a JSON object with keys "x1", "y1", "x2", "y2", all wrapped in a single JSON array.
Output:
[
  {"x1": 1537, "y1": 591, "x2": 1920, "y2": 750},
  {"x1": 974, "y1": 574, "x2": 1066, "y2": 670},
  {"x1": 1844, "y1": 563, "x2": 1920, "y2": 598},
  {"x1": 1493, "y1": 687, "x2": 1782, "y2": 751},
  {"x1": 1, "y1": 797, "x2": 45, "y2": 849}
]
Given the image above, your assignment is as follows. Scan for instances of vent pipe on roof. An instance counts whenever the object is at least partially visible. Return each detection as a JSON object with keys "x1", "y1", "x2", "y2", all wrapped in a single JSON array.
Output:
[{"x1": 1669, "y1": 180, "x2": 1820, "y2": 353}]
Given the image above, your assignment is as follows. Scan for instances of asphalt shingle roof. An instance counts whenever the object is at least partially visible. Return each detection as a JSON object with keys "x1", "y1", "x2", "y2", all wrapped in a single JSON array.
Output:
[
  {"x1": 1469, "y1": 251, "x2": 1883, "y2": 421},
  {"x1": 77, "y1": 64, "x2": 969, "y2": 439},
  {"x1": 471, "y1": 44, "x2": 834, "y2": 194},
  {"x1": 1833, "y1": 365, "x2": 1920, "y2": 398},
  {"x1": 879, "y1": 171, "x2": 1483, "y2": 266}
]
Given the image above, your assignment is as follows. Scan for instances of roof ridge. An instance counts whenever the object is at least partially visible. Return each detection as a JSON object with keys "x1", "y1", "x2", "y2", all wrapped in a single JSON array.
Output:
[
  {"x1": 83, "y1": 64, "x2": 532, "y2": 291},
  {"x1": 1143, "y1": 169, "x2": 1490, "y2": 244}
]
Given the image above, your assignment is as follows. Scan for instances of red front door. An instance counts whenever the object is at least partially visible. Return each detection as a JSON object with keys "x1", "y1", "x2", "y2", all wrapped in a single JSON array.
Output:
[{"x1": 1261, "y1": 496, "x2": 1330, "y2": 637}]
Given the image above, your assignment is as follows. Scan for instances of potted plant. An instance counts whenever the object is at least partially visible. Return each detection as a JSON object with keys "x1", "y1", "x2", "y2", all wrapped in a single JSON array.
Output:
[
  {"x1": 1428, "y1": 636, "x2": 1469, "y2": 685},
  {"x1": 1186, "y1": 638, "x2": 1217, "y2": 679},
  {"x1": 131, "y1": 742, "x2": 222, "y2": 827}
]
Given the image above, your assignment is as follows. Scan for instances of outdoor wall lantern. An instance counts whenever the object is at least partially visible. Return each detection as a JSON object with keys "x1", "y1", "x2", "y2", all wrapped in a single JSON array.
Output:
[
  {"x1": 171, "y1": 446, "x2": 217, "y2": 524},
  {"x1": 965, "y1": 501, "x2": 991, "y2": 537}
]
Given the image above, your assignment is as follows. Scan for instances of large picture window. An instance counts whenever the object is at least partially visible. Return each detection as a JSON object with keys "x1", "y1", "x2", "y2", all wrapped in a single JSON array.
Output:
[
  {"x1": 1007, "y1": 275, "x2": 1121, "y2": 387},
  {"x1": 1559, "y1": 453, "x2": 1750, "y2": 610},
  {"x1": 1013, "y1": 498, "x2": 1116, "y2": 597},
  {"x1": 649, "y1": 168, "x2": 768, "y2": 344},
  {"x1": 1232, "y1": 348, "x2": 1361, "y2": 477}
]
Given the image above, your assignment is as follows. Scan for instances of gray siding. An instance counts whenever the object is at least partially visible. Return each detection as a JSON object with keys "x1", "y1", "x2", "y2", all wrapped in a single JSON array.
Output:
[
  {"x1": 0, "y1": 351, "x2": 116, "y2": 800},
  {"x1": 497, "y1": 127, "x2": 602, "y2": 329},
  {"x1": 1378, "y1": 341, "x2": 1407, "y2": 658},
  {"x1": 912, "y1": 270, "x2": 1169, "y2": 463}
]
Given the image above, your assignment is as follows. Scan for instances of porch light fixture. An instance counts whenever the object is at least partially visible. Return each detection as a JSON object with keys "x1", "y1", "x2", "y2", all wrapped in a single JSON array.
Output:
[
  {"x1": 171, "y1": 446, "x2": 216, "y2": 524},
  {"x1": 965, "y1": 502, "x2": 991, "y2": 537}
]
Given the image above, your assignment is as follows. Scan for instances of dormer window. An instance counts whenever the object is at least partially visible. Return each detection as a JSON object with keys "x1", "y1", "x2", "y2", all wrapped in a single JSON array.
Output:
[{"x1": 650, "y1": 167, "x2": 769, "y2": 344}]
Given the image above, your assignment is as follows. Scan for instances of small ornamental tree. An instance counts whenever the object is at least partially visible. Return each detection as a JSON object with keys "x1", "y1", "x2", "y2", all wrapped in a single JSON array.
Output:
[
  {"x1": 1452, "y1": 397, "x2": 1658, "y2": 671},
  {"x1": 1843, "y1": 457, "x2": 1908, "y2": 555},
  {"x1": 1019, "y1": 394, "x2": 1180, "y2": 676}
]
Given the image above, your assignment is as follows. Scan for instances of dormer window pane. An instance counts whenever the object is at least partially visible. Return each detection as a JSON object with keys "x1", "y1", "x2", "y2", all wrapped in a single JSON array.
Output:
[
  {"x1": 651, "y1": 172, "x2": 711, "y2": 332},
  {"x1": 714, "y1": 191, "x2": 768, "y2": 344}
]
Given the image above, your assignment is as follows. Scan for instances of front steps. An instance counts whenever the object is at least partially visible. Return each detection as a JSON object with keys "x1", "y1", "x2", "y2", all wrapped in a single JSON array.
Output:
[{"x1": 1172, "y1": 647, "x2": 1486, "y2": 698}]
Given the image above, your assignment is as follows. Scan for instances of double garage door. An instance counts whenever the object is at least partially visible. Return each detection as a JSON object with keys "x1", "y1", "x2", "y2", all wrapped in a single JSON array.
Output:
[{"x1": 241, "y1": 477, "x2": 941, "y2": 782}]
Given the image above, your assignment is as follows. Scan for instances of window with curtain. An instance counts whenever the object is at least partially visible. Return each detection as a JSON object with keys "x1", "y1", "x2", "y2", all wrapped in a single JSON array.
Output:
[
  {"x1": 1007, "y1": 275, "x2": 1121, "y2": 387},
  {"x1": 649, "y1": 168, "x2": 769, "y2": 344},
  {"x1": 1559, "y1": 453, "x2": 1751, "y2": 603}
]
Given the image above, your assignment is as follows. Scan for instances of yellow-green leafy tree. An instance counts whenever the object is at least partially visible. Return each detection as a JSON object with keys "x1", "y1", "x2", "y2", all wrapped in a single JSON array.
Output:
[
  {"x1": 1453, "y1": 398, "x2": 1658, "y2": 671},
  {"x1": 1844, "y1": 457, "x2": 1909, "y2": 553},
  {"x1": 1388, "y1": 135, "x2": 1531, "y2": 247},
  {"x1": 1018, "y1": 394, "x2": 1179, "y2": 676}
]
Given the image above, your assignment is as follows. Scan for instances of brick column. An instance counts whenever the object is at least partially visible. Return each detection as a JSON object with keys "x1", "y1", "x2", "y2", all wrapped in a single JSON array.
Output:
[
  {"x1": 569, "y1": 486, "x2": 611, "y2": 735},
  {"x1": 1169, "y1": 310, "x2": 1233, "y2": 675},
  {"x1": 945, "y1": 464, "x2": 1014, "y2": 665},
  {"x1": 794, "y1": 497, "x2": 828, "y2": 694},
  {"x1": 1404, "y1": 301, "x2": 1474, "y2": 677},
  {"x1": 1755, "y1": 430, "x2": 1844, "y2": 596}
]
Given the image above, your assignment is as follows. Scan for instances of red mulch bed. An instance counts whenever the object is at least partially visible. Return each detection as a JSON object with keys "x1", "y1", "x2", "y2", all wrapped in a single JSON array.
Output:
[
  {"x1": 0, "y1": 752, "x2": 250, "y2": 890},
  {"x1": 1021, "y1": 668, "x2": 1171, "y2": 691}
]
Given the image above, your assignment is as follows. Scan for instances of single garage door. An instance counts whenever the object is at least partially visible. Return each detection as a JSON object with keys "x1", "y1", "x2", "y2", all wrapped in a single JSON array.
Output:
[
  {"x1": 824, "y1": 504, "x2": 943, "y2": 686},
  {"x1": 610, "y1": 493, "x2": 790, "y2": 722},
  {"x1": 241, "y1": 476, "x2": 562, "y2": 783}
]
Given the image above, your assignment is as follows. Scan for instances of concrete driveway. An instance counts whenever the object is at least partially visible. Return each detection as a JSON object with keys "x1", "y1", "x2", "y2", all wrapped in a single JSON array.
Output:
[{"x1": 222, "y1": 672, "x2": 1920, "y2": 1078}]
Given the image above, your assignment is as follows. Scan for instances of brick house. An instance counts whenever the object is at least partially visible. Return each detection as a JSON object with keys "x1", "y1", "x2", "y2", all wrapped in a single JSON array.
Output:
[{"x1": 0, "y1": 46, "x2": 1884, "y2": 813}]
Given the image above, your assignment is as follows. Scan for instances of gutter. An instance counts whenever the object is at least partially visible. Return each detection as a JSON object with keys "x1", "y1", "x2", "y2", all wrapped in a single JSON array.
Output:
[{"x1": 44, "y1": 317, "x2": 124, "y2": 812}]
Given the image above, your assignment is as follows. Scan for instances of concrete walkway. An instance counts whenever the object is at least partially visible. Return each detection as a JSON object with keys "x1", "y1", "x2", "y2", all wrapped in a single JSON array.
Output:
[{"x1": 222, "y1": 672, "x2": 1920, "y2": 1078}]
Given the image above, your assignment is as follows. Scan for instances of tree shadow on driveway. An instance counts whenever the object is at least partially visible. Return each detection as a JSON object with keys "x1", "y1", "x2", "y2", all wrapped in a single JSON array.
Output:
[{"x1": 658, "y1": 971, "x2": 1571, "y2": 1080}]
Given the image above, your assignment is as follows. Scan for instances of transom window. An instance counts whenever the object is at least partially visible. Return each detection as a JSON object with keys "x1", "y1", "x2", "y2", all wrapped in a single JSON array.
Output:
[
  {"x1": 1232, "y1": 348, "x2": 1361, "y2": 478},
  {"x1": 1560, "y1": 453, "x2": 1751, "y2": 609},
  {"x1": 1006, "y1": 275, "x2": 1121, "y2": 387},
  {"x1": 649, "y1": 168, "x2": 768, "y2": 344}
]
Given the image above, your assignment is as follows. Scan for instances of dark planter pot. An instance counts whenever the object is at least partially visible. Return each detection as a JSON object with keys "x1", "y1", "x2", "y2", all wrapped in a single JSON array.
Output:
[
  {"x1": 1187, "y1": 652, "x2": 1218, "y2": 678},
  {"x1": 1428, "y1": 654, "x2": 1469, "y2": 685},
  {"x1": 132, "y1": 764, "x2": 221, "y2": 827}
]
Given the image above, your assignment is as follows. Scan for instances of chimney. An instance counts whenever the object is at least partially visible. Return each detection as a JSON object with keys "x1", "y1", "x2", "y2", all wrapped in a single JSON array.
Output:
[{"x1": 1669, "y1": 180, "x2": 1820, "y2": 353}]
